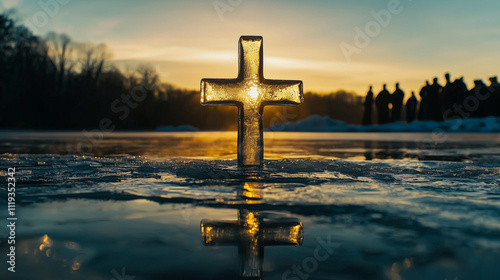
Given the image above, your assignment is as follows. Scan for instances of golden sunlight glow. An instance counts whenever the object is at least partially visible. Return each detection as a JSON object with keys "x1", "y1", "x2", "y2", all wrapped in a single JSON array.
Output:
[
  {"x1": 39, "y1": 234, "x2": 53, "y2": 251},
  {"x1": 289, "y1": 224, "x2": 304, "y2": 244},
  {"x1": 72, "y1": 260, "x2": 81, "y2": 271},
  {"x1": 201, "y1": 224, "x2": 213, "y2": 244},
  {"x1": 249, "y1": 86, "x2": 259, "y2": 100},
  {"x1": 242, "y1": 182, "x2": 262, "y2": 200},
  {"x1": 243, "y1": 212, "x2": 260, "y2": 236}
]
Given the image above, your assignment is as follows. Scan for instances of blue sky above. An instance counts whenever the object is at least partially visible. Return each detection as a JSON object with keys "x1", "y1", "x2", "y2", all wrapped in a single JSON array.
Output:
[{"x1": 2, "y1": 0, "x2": 500, "y2": 95}]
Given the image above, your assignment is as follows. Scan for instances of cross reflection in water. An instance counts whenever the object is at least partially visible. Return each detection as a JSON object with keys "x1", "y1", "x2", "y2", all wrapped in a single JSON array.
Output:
[{"x1": 200, "y1": 181, "x2": 303, "y2": 279}]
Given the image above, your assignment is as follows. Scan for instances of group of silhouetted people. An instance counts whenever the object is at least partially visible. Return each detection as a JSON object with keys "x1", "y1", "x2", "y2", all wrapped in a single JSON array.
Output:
[{"x1": 362, "y1": 73, "x2": 500, "y2": 125}]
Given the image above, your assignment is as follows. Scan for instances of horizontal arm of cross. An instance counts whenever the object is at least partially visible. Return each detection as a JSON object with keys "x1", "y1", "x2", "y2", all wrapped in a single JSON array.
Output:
[
  {"x1": 201, "y1": 79, "x2": 303, "y2": 106},
  {"x1": 262, "y1": 80, "x2": 303, "y2": 105},
  {"x1": 201, "y1": 79, "x2": 244, "y2": 105},
  {"x1": 201, "y1": 220, "x2": 241, "y2": 245},
  {"x1": 260, "y1": 221, "x2": 303, "y2": 245},
  {"x1": 201, "y1": 219, "x2": 303, "y2": 246}
]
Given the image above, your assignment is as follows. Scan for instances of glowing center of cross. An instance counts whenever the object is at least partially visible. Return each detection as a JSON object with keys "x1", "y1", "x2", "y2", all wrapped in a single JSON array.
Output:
[
  {"x1": 249, "y1": 86, "x2": 259, "y2": 100},
  {"x1": 201, "y1": 36, "x2": 304, "y2": 167}
]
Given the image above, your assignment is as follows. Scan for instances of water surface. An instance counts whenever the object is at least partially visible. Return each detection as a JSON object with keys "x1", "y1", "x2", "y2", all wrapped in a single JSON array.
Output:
[{"x1": 0, "y1": 131, "x2": 499, "y2": 280}]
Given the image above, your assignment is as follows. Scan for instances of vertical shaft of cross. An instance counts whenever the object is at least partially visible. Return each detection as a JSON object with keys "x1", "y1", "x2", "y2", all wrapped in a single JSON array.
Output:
[
  {"x1": 238, "y1": 210, "x2": 262, "y2": 278},
  {"x1": 239, "y1": 36, "x2": 263, "y2": 81},
  {"x1": 238, "y1": 104, "x2": 263, "y2": 166},
  {"x1": 238, "y1": 37, "x2": 264, "y2": 166}
]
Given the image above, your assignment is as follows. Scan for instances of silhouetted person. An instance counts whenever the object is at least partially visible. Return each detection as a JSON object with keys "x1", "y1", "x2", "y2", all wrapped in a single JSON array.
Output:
[
  {"x1": 489, "y1": 77, "x2": 500, "y2": 117},
  {"x1": 429, "y1": 77, "x2": 443, "y2": 121},
  {"x1": 375, "y1": 84, "x2": 391, "y2": 124},
  {"x1": 390, "y1": 83, "x2": 405, "y2": 122},
  {"x1": 441, "y1": 73, "x2": 454, "y2": 114},
  {"x1": 418, "y1": 81, "x2": 431, "y2": 120},
  {"x1": 362, "y1": 86, "x2": 374, "y2": 125},
  {"x1": 468, "y1": 80, "x2": 489, "y2": 118},
  {"x1": 452, "y1": 77, "x2": 469, "y2": 110},
  {"x1": 481, "y1": 77, "x2": 496, "y2": 117},
  {"x1": 406, "y1": 91, "x2": 418, "y2": 123}
]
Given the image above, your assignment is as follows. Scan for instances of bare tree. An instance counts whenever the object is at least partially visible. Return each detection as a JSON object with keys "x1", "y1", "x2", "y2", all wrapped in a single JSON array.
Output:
[
  {"x1": 136, "y1": 64, "x2": 159, "y2": 91},
  {"x1": 46, "y1": 32, "x2": 73, "y2": 90},
  {"x1": 75, "y1": 42, "x2": 111, "y2": 83}
]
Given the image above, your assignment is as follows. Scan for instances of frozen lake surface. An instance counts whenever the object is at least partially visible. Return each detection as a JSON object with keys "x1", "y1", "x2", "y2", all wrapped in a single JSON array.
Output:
[{"x1": 0, "y1": 131, "x2": 499, "y2": 280}]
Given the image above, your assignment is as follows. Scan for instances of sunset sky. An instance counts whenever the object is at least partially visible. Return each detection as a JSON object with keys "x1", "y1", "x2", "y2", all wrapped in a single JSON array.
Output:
[{"x1": 4, "y1": 0, "x2": 500, "y2": 96}]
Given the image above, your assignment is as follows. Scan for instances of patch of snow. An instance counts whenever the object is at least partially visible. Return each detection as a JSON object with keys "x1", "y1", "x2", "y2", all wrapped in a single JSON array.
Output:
[{"x1": 268, "y1": 115, "x2": 500, "y2": 133}]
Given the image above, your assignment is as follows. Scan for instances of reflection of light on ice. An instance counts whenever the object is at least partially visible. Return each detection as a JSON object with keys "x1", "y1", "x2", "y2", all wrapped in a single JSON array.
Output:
[
  {"x1": 39, "y1": 234, "x2": 53, "y2": 251},
  {"x1": 241, "y1": 182, "x2": 262, "y2": 201},
  {"x1": 201, "y1": 226, "x2": 213, "y2": 244},
  {"x1": 243, "y1": 212, "x2": 259, "y2": 235},
  {"x1": 31, "y1": 234, "x2": 84, "y2": 271},
  {"x1": 201, "y1": 207, "x2": 303, "y2": 279},
  {"x1": 72, "y1": 258, "x2": 81, "y2": 271}
]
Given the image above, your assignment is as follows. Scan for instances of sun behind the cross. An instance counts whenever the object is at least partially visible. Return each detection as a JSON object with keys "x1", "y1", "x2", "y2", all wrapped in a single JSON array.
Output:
[{"x1": 249, "y1": 86, "x2": 259, "y2": 100}]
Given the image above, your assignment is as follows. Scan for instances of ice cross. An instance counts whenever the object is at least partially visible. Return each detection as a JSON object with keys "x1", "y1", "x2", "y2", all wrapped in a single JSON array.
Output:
[
  {"x1": 201, "y1": 36, "x2": 303, "y2": 166},
  {"x1": 201, "y1": 209, "x2": 303, "y2": 279}
]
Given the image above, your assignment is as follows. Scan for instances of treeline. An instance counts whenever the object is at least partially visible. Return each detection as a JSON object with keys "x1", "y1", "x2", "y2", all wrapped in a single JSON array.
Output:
[{"x1": 0, "y1": 13, "x2": 364, "y2": 130}]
